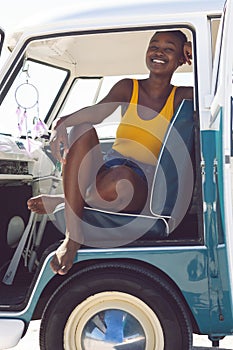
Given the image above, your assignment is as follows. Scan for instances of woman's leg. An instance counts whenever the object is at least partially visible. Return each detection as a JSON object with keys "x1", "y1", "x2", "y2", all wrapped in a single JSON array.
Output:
[
  {"x1": 27, "y1": 194, "x2": 64, "y2": 214},
  {"x1": 86, "y1": 165, "x2": 148, "y2": 213},
  {"x1": 50, "y1": 123, "x2": 104, "y2": 275},
  {"x1": 31, "y1": 123, "x2": 149, "y2": 275},
  {"x1": 51, "y1": 165, "x2": 148, "y2": 275},
  {"x1": 27, "y1": 165, "x2": 149, "y2": 215}
]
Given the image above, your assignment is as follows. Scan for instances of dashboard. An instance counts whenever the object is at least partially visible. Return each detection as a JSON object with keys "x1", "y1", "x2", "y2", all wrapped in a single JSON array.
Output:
[{"x1": 0, "y1": 134, "x2": 54, "y2": 182}]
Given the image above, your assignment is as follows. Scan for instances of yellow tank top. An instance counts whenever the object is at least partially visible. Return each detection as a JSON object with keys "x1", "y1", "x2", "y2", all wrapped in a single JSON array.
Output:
[{"x1": 112, "y1": 79, "x2": 177, "y2": 165}]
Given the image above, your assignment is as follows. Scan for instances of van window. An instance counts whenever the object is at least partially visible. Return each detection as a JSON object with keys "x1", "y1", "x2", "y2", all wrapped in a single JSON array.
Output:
[
  {"x1": 61, "y1": 77, "x2": 102, "y2": 114},
  {"x1": 210, "y1": 18, "x2": 221, "y2": 60},
  {"x1": 0, "y1": 60, "x2": 67, "y2": 137}
]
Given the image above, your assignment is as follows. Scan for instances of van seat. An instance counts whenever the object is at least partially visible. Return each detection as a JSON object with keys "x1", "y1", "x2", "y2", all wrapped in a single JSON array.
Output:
[{"x1": 53, "y1": 99, "x2": 195, "y2": 248}]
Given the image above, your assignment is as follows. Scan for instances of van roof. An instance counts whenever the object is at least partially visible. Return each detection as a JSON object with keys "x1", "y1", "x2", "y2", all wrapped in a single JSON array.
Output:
[
  {"x1": 11, "y1": 0, "x2": 225, "y2": 34},
  {"x1": 7, "y1": 0, "x2": 225, "y2": 77},
  {"x1": 56, "y1": 0, "x2": 224, "y2": 21}
]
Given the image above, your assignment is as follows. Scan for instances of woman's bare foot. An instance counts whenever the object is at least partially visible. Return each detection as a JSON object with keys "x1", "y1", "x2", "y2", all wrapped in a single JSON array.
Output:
[
  {"x1": 27, "y1": 194, "x2": 64, "y2": 214},
  {"x1": 50, "y1": 237, "x2": 80, "y2": 275}
]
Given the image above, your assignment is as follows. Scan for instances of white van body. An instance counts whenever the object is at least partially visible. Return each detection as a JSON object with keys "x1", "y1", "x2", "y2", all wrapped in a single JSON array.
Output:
[{"x1": 0, "y1": 0, "x2": 232, "y2": 349}]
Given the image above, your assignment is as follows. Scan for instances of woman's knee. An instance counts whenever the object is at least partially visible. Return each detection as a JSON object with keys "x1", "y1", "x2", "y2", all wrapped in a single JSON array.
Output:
[
  {"x1": 109, "y1": 166, "x2": 136, "y2": 185},
  {"x1": 107, "y1": 166, "x2": 148, "y2": 211},
  {"x1": 86, "y1": 166, "x2": 147, "y2": 212},
  {"x1": 91, "y1": 167, "x2": 135, "y2": 204}
]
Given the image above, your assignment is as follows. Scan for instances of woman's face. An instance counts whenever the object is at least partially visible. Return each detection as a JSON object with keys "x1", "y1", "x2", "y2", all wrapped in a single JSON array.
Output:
[{"x1": 146, "y1": 32, "x2": 185, "y2": 76}]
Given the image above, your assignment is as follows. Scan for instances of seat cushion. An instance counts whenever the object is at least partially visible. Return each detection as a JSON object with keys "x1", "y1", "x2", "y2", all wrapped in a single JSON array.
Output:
[{"x1": 53, "y1": 204, "x2": 168, "y2": 248}]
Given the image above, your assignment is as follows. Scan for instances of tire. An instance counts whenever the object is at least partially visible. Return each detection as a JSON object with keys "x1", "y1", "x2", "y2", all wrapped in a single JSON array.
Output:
[{"x1": 40, "y1": 262, "x2": 192, "y2": 350}]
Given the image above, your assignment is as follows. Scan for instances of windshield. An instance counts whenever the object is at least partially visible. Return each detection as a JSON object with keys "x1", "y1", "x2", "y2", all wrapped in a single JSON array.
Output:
[{"x1": 0, "y1": 60, "x2": 67, "y2": 137}]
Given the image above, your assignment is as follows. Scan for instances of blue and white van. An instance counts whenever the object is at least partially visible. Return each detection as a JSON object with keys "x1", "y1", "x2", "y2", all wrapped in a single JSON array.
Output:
[{"x1": 0, "y1": 0, "x2": 232, "y2": 349}]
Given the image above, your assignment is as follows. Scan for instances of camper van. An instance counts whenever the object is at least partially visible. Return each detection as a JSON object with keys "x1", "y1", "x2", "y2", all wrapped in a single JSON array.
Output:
[{"x1": 0, "y1": 0, "x2": 232, "y2": 349}]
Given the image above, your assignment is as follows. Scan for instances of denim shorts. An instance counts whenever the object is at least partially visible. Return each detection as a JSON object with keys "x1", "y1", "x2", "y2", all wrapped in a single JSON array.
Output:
[{"x1": 103, "y1": 149, "x2": 155, "y2": 182}]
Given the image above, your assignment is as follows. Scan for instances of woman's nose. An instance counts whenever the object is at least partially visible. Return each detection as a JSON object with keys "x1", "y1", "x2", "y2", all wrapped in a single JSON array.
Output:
[{"x1": 156, "y1": 48, "x2": 164, "y2": 56}]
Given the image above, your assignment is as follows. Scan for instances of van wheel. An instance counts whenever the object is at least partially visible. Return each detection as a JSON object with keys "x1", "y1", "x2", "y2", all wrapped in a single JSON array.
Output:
[{"x1": 40, "y1": 262, "x2": 192, "y2": 350}]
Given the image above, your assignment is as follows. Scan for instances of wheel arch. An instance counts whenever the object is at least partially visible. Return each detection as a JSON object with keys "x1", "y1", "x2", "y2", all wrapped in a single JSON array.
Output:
[{"x1": 33, "y1": 257, "x2": 199, "y2": 334}]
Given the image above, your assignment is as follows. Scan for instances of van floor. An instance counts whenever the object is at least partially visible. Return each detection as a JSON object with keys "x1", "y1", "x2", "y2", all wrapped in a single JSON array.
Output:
[{"x1": 0, "y1": 263, "x2": 33, "y2": 307}]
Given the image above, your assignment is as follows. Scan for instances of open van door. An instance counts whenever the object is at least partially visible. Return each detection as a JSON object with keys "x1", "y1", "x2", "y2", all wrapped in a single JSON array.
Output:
[
  {"x1": 0, "y1": 28, "x2": 4, "y2": 57},
  {"x1": 209, "y1": 0, "x2": 233, "y2": 304}
]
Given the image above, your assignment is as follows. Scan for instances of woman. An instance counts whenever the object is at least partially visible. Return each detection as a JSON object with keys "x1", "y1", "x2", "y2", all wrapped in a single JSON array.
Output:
[{"x1": 28, "y1": 30, "x2": 193, "y2": 275}]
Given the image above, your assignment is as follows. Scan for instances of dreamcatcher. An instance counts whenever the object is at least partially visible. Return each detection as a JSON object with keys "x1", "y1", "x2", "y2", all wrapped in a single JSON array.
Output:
[{"x1": 15, "y1": 71, "x2": 48, "y2": 151}]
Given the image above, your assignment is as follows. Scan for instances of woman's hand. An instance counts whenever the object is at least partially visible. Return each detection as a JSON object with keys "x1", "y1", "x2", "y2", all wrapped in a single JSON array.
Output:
[
  {"x1": 49, "y1": 117, "x2": 69, "y2": 163},
  {"x1": 183, "y1": 41, "x2": 192, "y2": 65}
]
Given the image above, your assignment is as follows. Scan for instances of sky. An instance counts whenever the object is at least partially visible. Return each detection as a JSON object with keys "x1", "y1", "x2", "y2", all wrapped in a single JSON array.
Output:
[
  {"x1": 1, "y1": 0, "x2": 73, "y2": 30},
  {"x1": 0, "y1": 0, "x2": 151, "y2": 62},
  {"x1": 0, "y1": 0, "x2": 106, "y2": 64},
  {"x1": 0, "y1": 0, "x2": 148, "y2": 32}
]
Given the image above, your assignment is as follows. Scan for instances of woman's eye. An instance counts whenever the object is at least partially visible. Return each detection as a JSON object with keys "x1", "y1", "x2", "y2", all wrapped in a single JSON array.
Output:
[
  {"x1": 165, "y1": 47, "x2": 174, "y2": 52},
  {"x1": 148, "y1": 46, "x2": 174, "y2": 53},
  {"x1": 149, "y1": 46, "x2": 158, "y2": 50}
]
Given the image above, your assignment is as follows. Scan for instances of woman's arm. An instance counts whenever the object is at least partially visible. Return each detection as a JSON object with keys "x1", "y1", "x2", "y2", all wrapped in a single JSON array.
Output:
[
  {"x1": 58, "y1": 78, "x2": 132, "y2": 127},
  {"x1": 50, "y1": 78, "x2": 132, "y2": 162}
]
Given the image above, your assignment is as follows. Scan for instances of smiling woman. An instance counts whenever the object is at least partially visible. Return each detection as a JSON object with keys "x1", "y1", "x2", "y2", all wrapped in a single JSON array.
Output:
[
  {"x1": 146, "y1": 30, "x2": 191, "y2": 67},
  {"x1": 26, "y1": 29, "x2": 194, "y2": 276},
  {"x1": 2, "y1": 1, "x2": 233, "y2": 349}
]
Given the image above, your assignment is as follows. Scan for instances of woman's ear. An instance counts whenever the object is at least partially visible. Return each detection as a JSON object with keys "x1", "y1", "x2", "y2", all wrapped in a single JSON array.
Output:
[{"x1": 183, "y1": 41, "x2": 192, "y2": 65}]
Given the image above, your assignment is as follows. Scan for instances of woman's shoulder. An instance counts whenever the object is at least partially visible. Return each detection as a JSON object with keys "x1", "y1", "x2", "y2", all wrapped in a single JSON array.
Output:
[
  {"x1": 105, "y1": 78, "x2": 134, "y2": 103},
  {"x1": 176, "y1": 86, "x2": 193, "y2": 100},
  {"x1": 174, "y1": 86, "x2": 193, "y2": 109},
  {"x1": 114, "y1": 78, "x2": 134, "y2": 89}
]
